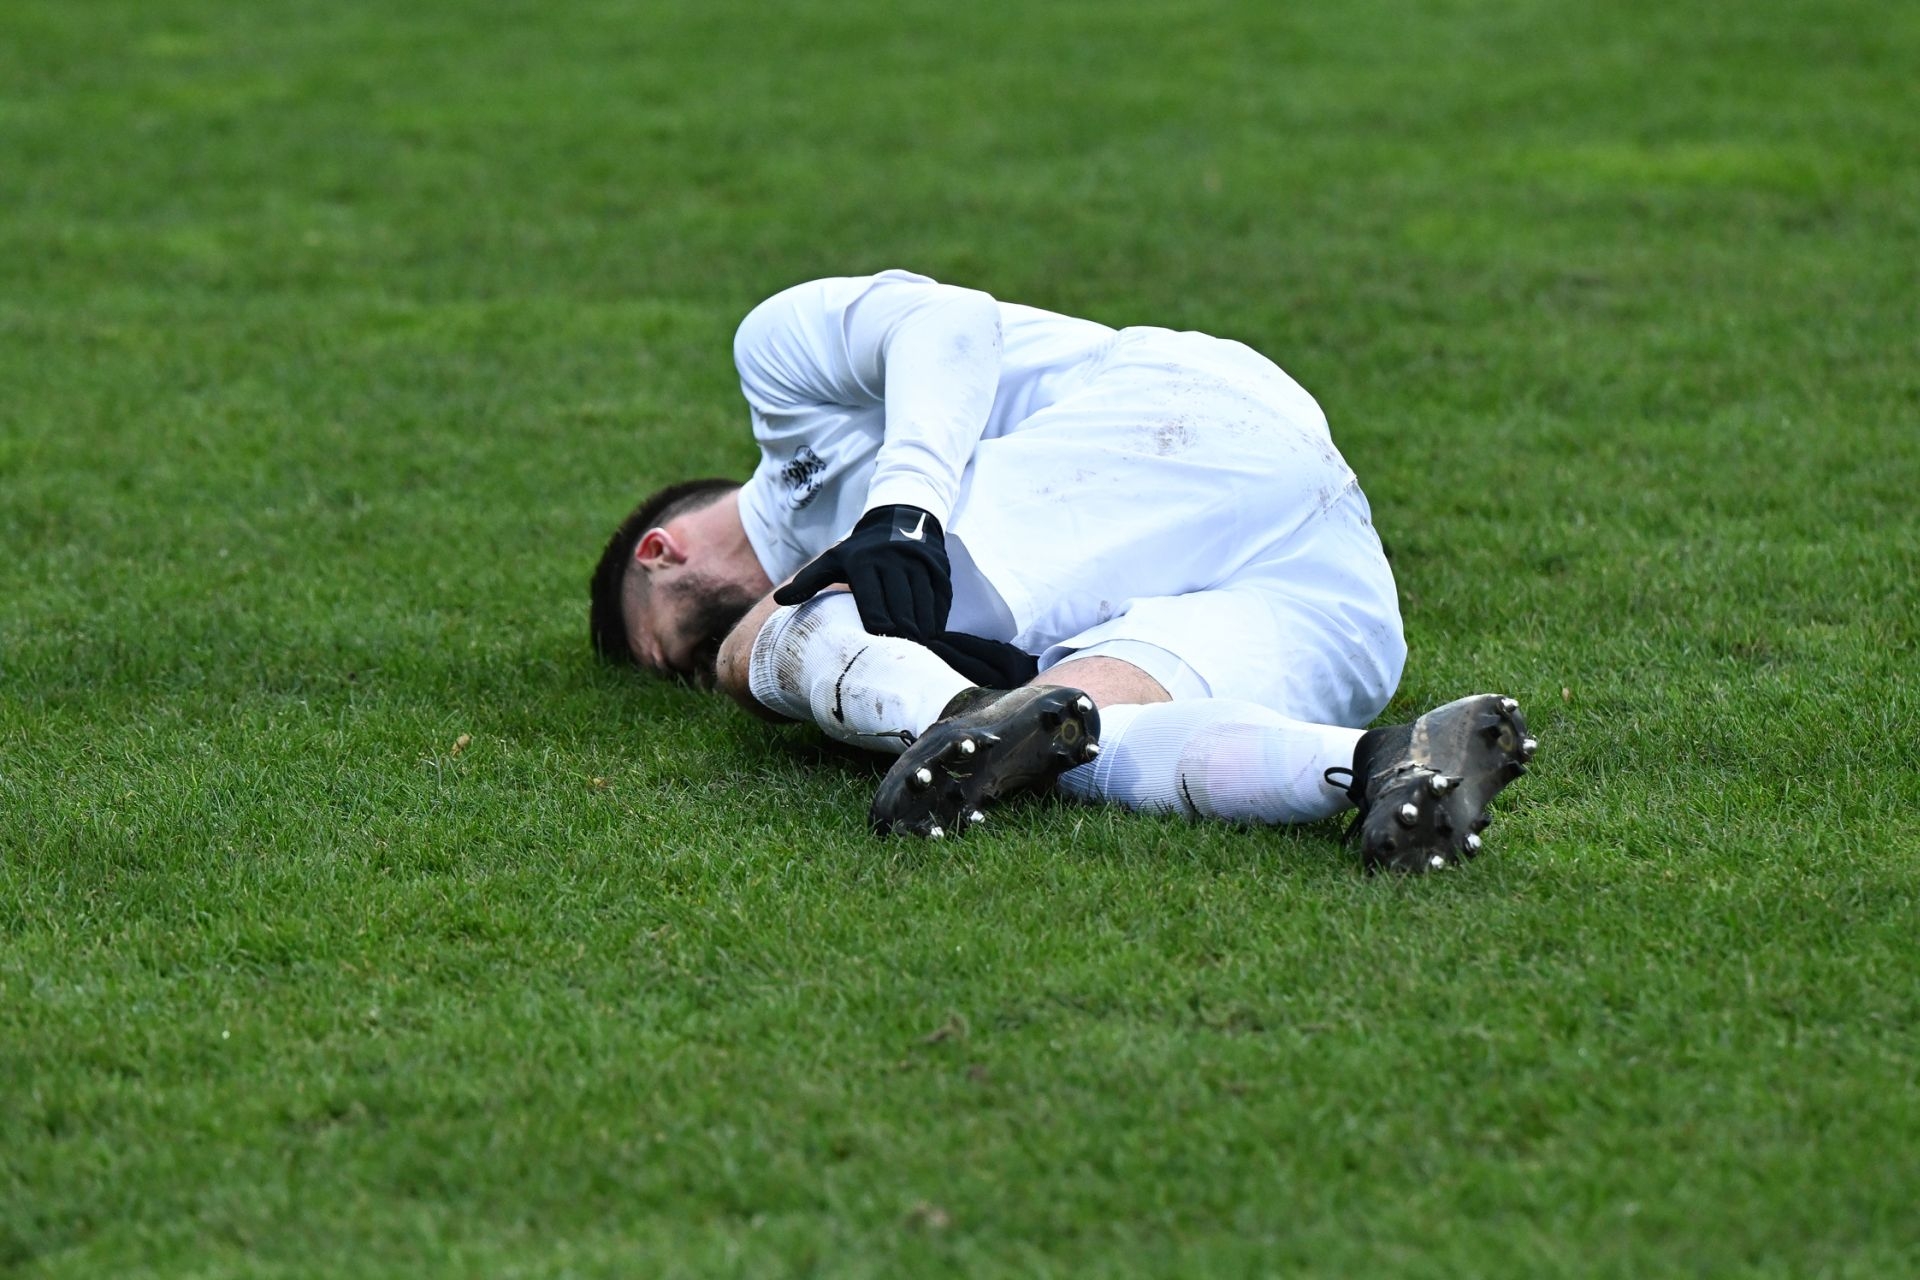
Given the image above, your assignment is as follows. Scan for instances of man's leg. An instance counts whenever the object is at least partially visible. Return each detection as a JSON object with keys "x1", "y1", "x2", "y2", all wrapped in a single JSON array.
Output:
[
  {"x1": 874, "y1": 652, "x2": 1533, "y2": 872},
  {"x1": 720, "y1": 590, "x2": 1531, "y2": 869},
  {"x1": 1011, "y1": 654, "x2": 1360, "y2": 821},
  {"x1": 714, "y1": 590, "x2": 971, "y2": 753},
  {"x1": 871, "y1": 648, "x2": 1370, "y2": 834},
  {"x1": 861, "y1": 536, "x2": 1532, "y2": 872},
  {"x1": 1047, "y1": 657, "x2": 1366, "y2": 825},
  {"x1": 718, "y1": 596, "x2": 1375, "y2": 827}
]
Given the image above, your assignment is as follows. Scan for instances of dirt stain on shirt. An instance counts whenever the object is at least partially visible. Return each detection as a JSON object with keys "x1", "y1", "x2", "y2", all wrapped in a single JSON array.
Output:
[{"x1": 1151, "y1": 420, "x2": 1197, "y2": 455}]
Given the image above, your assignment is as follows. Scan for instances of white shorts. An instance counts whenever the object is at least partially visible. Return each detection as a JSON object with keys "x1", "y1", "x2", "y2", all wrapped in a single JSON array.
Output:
[
  {"x1": 1036, "y1": 482, "x2": 1404, "y2": 728},
  {"x1": 944, "y1": 328, "x2": 1405, "y2": 729}
]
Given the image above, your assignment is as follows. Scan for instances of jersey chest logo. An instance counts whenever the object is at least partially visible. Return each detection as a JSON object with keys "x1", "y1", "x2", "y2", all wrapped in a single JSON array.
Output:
[{"x1": 778, "y1": 446, "x2": 827, "y2": 510}]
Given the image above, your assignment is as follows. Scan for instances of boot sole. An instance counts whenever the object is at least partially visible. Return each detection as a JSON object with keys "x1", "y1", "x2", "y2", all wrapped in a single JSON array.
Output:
[
  {"x1": 870, "y1": 685, "x2": 1102, "y2": 838},
  {"x1": 1362, "y1": 693, "x2": 1535, "y2": 873}
]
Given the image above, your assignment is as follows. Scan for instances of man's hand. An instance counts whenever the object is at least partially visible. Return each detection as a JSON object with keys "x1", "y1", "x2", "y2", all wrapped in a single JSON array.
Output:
[{"x1": 773, "y1": 505, "x2": 952, "y2": 640}]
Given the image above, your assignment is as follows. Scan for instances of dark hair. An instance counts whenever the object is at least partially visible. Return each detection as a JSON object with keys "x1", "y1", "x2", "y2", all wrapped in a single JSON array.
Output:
[{"x1": 589, "y1": 478, "x2": 740, "y2": 664}]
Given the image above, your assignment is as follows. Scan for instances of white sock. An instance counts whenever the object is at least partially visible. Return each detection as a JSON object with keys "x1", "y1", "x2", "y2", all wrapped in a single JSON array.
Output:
[
  {"x1": 746, "y1": 593, "x2": 972, "y2": 757},
  {"x1": 1056, "y1": 700, "x2": 1365, "y2": 824}
]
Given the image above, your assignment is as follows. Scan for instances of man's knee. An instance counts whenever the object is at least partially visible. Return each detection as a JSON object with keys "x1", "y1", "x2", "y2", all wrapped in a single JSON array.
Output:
[{"x1": 1037, "y1": 655, "x2": 1173, "y2": 709}]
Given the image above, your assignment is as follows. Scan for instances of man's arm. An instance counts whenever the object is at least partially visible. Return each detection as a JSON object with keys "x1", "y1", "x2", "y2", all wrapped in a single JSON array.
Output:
[
  {"x1": 738, "y1": 271, "x2": 1004, "y2": 638},
  {"x1": 844, "y1": 277, "x2": 1003, "y2": 527}
]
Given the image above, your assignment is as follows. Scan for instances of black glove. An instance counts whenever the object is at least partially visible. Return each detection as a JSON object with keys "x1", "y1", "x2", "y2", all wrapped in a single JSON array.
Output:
[
  {"x1": 924, "y1": 632, "x2": 1040, "y2": 690},
  {"x1": 773, "y1": 505, "x2": 952, "y2": 640}
]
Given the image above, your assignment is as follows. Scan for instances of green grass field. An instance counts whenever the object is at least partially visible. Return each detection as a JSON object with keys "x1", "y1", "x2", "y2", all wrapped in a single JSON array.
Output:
[{"x1": 4, "y1": 0, "x2": 1918, "y2": 1274}]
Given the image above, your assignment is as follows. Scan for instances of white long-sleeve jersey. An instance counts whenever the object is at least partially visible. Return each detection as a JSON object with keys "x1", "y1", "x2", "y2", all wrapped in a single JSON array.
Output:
[{"x1": 733, "y1": 270, "x2": 1359, "y2": 656}]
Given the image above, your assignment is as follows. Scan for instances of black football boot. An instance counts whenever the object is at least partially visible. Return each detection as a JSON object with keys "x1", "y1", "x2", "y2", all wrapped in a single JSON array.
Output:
[
  {"x1": 869, "y1": 685, "x2": 1103, "y2": 838},
  {"x1": 1326, "y1": 694, "x2": 1537, "y2": 873}
]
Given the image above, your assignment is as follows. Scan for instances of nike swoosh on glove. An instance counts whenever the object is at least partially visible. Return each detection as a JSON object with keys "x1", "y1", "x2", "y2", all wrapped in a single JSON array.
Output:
[
  {"x1": 773, "y1": 505, "x2": 953, "y2": 640},
  {"x1": 923, "y1": 632, "x2": 1040, "y2": 690}
]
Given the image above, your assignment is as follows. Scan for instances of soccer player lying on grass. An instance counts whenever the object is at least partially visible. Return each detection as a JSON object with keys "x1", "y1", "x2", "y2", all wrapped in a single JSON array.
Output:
[{"x1": 589, "y1": 271, "x2": 1535, "y2": 872}]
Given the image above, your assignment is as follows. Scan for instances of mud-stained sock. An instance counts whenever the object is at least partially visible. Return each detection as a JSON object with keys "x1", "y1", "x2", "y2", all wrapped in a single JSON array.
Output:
[
  {"x1": 1054, "y1": 700, "x2": 1365, "y2": 824},
  {"x1": 746, "y1": 593, "x2": 972, "y2": 756}
]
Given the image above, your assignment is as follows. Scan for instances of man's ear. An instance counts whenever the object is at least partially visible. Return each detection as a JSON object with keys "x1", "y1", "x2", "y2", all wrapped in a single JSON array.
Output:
[{"x1": 634, "y1": 526, "x2": 686, "y2": 570}]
